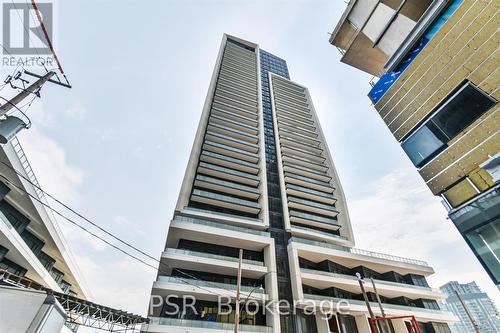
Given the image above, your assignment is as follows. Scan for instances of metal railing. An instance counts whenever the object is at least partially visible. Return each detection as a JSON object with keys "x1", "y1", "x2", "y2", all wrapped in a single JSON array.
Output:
[
  {"x1": 300, "y1": 268, "x2": 439, "y2": 292},
  {"x1": 10, "y1": 137, "x2": 45, "y2": 201},
  {"x1": 149, "y1": 317, "x2": 271, "y2": 332},
  {"x1": 290, "y1": 237, "x2": 429, "y2": 267},
  {"x1": 164, "y1": 248, "x2": 264, "y2": 266},
  {"x1": 157, "y1": 276, "x2": 265, "y2": 294},
  {"x1": 303, "y1": 294, "x2": 449, "y2": 315},
  {"x1": 174, "y1": 215, "x2": 269, "y2": 237}
]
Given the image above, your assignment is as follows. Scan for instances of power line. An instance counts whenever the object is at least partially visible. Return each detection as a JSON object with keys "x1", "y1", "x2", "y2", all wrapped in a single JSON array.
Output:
[
  {"x1": 0, "y1": 171, "x2": 228, "y2": 298},
  {"x1": 0, "y1": 161, "x2": 266, "y2": 300}
]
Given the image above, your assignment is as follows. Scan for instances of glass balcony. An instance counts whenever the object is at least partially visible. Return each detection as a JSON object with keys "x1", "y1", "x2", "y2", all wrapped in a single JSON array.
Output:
[
  {"x1": 192, "y1": 189, "x2": 260, "y2": 209},
  {"x1": 279, "y1": 128, "x2": 320, "y2": 146},
  {"x1": 289, "y1": 210, "x2": 339, "y2": 226},
  {"x1": 280, "y1": 136, "x2": 322, "y2": 153},
  {"x1": 202, "y1": 141, "x2": 259, "y2": 163},
  {"x1": 198, "y1": 162, "x2": 259, "y2": 181},
  {"x1": 174, "y1": 215, "x2": 269, "y2": 237},
  {"x1": 281, "y1": 144, "x2": 324, "y2": 163},
  {"x1": 208, "y1": 122, "x2": 258, "y2": 143},
  {"x1": 282, "y1": 153, "x2": 327, "y2": 171},
  {"x1": 285, "y1": 172, "x2": 332, "y2": 188},
  {"x1": 283, "y1": 162, "x2": 329, "y2": 178},
  {"x1": 278, "y1": 120, "x2": 317, "y2": 138},
  {"x1": 288, "y1": 196, "x2": 337, "y2": 212},
  {"x1": 206, "y1": 130, "x2": 259, "y2": 151},
  {"x1": 200, "y1": 151, "x2": 258, "y2": 173},
  {"x1": 149, "y1": 317, "x2": 271, "y2": 332},
  {"x1": 286, "y1": 184, "x2": 334, "y2": 199},
  {"x1": 210, "y1": 114, "x2": 258, "y2": 134},
  {"x1": 195, "y1": 175, "x2": 259, "y2": 195},
  {"x1": 300, "y1": 268, "x2": 438, "y2": 292},
  {"x1": 278, "y1": 112, "x2": 314, "y2": 126},
  {"x1": 157, "y1": 276, "x2": 265, "y2": 294},
  {"x1": 211, "y1": 106, "x2": 258, "y2": 127},
  {"x1": 303, "y1": 294, "x2": 448, "y2": 316},
  {"x1": 291, "y1": 224, "x2": 347, "y2": 240},
  {"x1": 164, "y1": 248, "x2": 264, "y2": 266},
  {"x1": 290, "y1": 237, "x2": 429, "y2": 267}
]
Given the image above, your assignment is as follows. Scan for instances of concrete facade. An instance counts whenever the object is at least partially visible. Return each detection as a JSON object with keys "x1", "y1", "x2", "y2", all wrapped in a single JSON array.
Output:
[{"x1": 143, "y1": 34, "x2": 455, "y2": 333}]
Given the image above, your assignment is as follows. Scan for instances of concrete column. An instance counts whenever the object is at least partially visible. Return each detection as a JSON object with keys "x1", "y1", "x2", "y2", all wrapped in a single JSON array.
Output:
[
  {"x1": 391, "y1": 319, "x2": 410, "y2": 333},
  {"x1": 355, "y1": 314, "x2": 371, "y2": 333},
  {"x1": 315, "y1": 312, "x2": 331, "y2": 333}
]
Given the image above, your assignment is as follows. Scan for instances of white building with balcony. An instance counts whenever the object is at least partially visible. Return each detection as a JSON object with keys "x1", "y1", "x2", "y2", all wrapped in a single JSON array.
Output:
[{"x1": 143, "y1": 34, "x2": 456, "y2": 333}]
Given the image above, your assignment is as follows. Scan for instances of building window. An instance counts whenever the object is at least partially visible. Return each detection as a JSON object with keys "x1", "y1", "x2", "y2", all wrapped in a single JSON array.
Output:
[
  {"x1": 465, "y1": 218, "x2": 500, "y2": 285},
  {"x1": 402, "y1": 82, "x2": 496, "y2": 168}
]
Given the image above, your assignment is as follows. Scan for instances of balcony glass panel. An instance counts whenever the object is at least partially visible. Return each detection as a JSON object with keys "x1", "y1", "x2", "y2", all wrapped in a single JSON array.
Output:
[
  {"x1": 195, "y1": 175, "x2": 259, "y2": 194},
  {"x1": 174, "y1": 215, "x2": 269, "y2": 236},
  {"x1": 303, "y1": 294, "x2": 448, "y2": 315},
  {"x1": 283, "y1": 162, "x2": 329, "y2": 178},
  {"x1": 200, "y1": 151, "x2": 258, "y2": 171},
  {"x1": 149, "y1": 317, "x2": 271, "y2": 332},
  {"x1": 300, "y1": 268, "x2": 437, "y2": 292},
  {"x1": 285, "y1": 172, "x2": 331, "y2": 188},
  {"x1": 287, "y1": 184, "x2": 335, "y2": 198},
  {"x1": 198, "y1": 162, "x2": 259, "y2": 181},
  {"x1": 157, "y1": 276, "x2": 265, "y2": 293},
  {"x1": 289, "y1": 210, "x2": 339, "y2": 226},
  {"x1": 292, "y1": 225, "x2": 346, "y2": 240},
  {"x1": 288, "y1": 196, "x2": 337, "y2": 212},
  {"x1": 165, "y1": 248, "x2": 264, "y2": 266},
  {"x1": 192, "y1": 189, "x2": 260, "y2": 209},
  {"x1": 290, "y1": 237, "x2": 429, "y2": 266}
]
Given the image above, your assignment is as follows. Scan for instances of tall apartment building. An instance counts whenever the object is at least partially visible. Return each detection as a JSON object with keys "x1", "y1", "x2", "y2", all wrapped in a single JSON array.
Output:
[
  {"x1": 329, "y1": 0, "x2": 499, "y2": 289},
  {"x1": 0, "y1": 138, "x2": 89, "y2": 331},
  {"x1": 0, "y1": 137, "x2": 88, "y2": 297},
  {"x1": 440, "y1": 281, "x2": 500, "y2": 333},
  {"x1": 144, "y1": 34, "x2": 455, "y2": 333}
]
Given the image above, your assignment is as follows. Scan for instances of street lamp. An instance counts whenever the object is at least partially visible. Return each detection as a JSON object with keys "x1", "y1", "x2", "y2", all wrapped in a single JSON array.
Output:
[{"x1": 238, "y1": 285, "x2": 264, "y2": 323}]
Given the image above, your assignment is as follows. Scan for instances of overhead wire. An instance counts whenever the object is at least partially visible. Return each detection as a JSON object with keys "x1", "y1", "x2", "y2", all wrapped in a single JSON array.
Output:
[{"x1": 0, "y1": 160, "x2": 267, "y2": 300}]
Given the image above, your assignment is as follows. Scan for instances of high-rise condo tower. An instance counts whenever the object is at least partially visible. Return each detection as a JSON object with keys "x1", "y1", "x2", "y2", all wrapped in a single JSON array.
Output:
[{"x1": 145, "y1": 34, "x2": 455, "y2": 333}]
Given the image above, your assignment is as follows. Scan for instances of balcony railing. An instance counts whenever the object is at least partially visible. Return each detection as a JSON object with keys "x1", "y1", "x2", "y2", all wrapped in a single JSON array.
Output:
[
  {"x1": 289, "y1": 210, "x2": 339, "y2": 226},
  {"x1": 303, "y1": 294, "x2": 449, "y2": 316},
  {"x1": 291, "y1": 225, "x2": 347, "y2": 240},
  {"x1": 157, "y1": 276, "x2": 265, "y2": 294},
  {"x1": 149, "y1": 317, "x2": 271, "y2": 332},
  {"x1": 300, "y1": 268, "x2": 439, "y2": 293},
  {"x1": 173, "y1": 215, "x2": 269, "y2": 237},
  {"x1": 290, "y1": 237, "x2": 429, "y2": 267},
  {"x1": 164, "y1": 248, "x2": 264, "y2": 266}
]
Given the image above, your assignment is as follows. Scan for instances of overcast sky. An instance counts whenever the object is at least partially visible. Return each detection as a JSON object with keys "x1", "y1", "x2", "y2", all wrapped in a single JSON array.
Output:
[{"x1": 2, "y1": 0, "x2": 498, "y2": 330}]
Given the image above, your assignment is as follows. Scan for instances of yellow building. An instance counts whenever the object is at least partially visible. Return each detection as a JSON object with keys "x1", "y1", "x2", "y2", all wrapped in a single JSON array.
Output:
[{"x1": 330, "y1": 0, "x2": 499, "y2": 289}]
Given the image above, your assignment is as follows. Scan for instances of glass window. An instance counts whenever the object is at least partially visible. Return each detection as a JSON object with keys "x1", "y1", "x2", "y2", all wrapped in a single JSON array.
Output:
[
  {"x1": 402, "y1": 82, "x2": 496, "y2": 168},
  {"x1": 432, "y1": 83, "x2": 496, "y2": 139},
  {"x1": 465, "y1": 218, "x2": 500, "y2": 284},
  {"x1": 402, "y1": 124, "x2": 446, "y2": 167}
]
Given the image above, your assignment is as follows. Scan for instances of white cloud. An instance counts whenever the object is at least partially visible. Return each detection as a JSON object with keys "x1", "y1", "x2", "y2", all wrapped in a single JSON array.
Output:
[
  {"x1": 73, "y1": 253, "x2": 156, "y2": 316},
  {"x1": 349, "y1": 168, "x2": 500, "y2": 305},
  {"x1": 18, "y1": 127, "x2": 84, "y2": 204},
  {"x1": 65, "y1": 101, "x2": 87, "y2": 119}
]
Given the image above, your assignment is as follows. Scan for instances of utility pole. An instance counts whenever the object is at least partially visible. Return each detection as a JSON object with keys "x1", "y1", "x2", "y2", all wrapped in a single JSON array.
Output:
[
  {"x1": 356, "y1": 273, "x2": 375, "y2": 318},
  {"x1": 234, "y1": 249, "x2": 243, "y2": 333},
  {"x1": 370, "y1": 277, "x2": 394, "y2": 333},
  {"x1": 454, "y1": 289, "x2": 481, "y2": 333}
]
